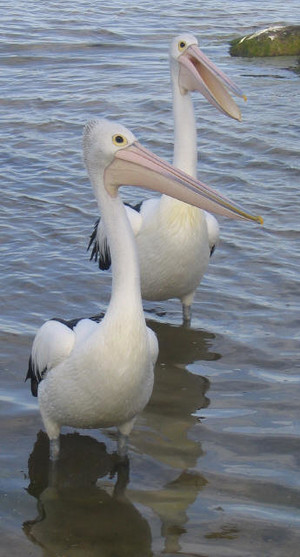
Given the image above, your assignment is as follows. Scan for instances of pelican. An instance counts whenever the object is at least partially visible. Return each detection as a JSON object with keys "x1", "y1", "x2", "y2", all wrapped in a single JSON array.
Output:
[
  {"x1": 88, "y1": 34, "x2": 247, "y2": 324},
  {"x1": 26, "y1": 118, "x2": 262, "y2": 460}
]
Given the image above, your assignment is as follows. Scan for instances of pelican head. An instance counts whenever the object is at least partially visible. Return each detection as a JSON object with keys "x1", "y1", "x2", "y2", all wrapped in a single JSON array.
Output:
[
  {"x1": 84, "y1": 119, "x2": 263, "y2": 224},
  {"x1": 170, "y1": 33, "x2": 246, "y2": 121},
  {"x1": 83, "y1": 119, "x2": 136, "y2": 175}
]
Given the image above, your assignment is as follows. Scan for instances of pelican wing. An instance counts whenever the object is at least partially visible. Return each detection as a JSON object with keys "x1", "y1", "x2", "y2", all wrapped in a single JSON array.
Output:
[
  {"x1": 26, "y1": 314, "x2": 105, "y2": 396},
  {"x1": 147, "y1": 326, "x2": 159, "y2": 366},
  {"x1": 88, "y1": 202, "x2": 143, "y2": 270},
  {"x1": 26, "y1": 319, "x2": 76, "y2": 396},
  {"x1": 204, "y1": 211, "x2": 220, "y2": 256}
]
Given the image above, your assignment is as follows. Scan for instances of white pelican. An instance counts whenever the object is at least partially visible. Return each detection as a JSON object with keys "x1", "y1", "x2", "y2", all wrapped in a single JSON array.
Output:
[
  {"x1": 26, "y1": 118, "x2": 262, "y2": 460},
  {"x1": 88, "y1": 34, "x2": 247, "y2": 324}
]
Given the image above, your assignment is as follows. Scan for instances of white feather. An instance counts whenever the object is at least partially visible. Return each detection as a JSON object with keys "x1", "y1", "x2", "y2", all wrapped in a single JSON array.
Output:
[
  {"x1": 89, "y1": 35, "x2": 243, "y2": 323},
  {"x1": 31, "y1": 320, "x2": 75, "y2": 376}
]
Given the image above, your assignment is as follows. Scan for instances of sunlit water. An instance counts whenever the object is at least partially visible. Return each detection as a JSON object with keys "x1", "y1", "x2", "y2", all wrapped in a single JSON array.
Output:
[{"x1": 1, "y1": 1, "x2": 300, "y2": 556}]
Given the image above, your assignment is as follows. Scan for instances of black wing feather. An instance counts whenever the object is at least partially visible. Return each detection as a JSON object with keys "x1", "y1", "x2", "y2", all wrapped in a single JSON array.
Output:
[
  {"x1": 26, "y1": 355, "x2": 44, "y2": 397},
  {"x1": 87, "y1": 202, "x2": 142, "y2": 271},
  {"x1": 210, "y1": 244, "x2": 216, "y2": 257},
  {"x1": 50, "y1": 314, "x2": 105, "y2": 329}
]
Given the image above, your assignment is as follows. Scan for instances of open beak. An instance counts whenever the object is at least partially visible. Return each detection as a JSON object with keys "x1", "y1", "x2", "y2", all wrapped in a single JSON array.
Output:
[
  {"x1": 105, "y1": 142, "x2": 263, "y2": 225},
  {"x1": 178, "y1": 44, "x2": 246, "y2": 121}
]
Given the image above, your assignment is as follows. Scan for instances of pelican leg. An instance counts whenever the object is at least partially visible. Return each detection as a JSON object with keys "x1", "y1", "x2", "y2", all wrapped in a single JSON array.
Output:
[
  {"x1": 182, "y1": 292, "x2": 194, "y2": 327},
  {"x1": 48, "y1": 458, "x2": 59, "y2": 488},
  {"x1": 49, "y1": 437, "x2": 60, "y2": 461},
  {"x1": 117, "y1": 431, "x2": 129, "y2": 459},
  {"x1": 117, "y1": 416, "x2": 136, "y2": 459},
  {"x1": 182, "y1": 303, "x2": 191, "y2": 327}
]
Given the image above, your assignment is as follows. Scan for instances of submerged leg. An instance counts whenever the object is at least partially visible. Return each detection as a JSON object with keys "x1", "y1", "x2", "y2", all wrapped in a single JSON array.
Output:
[
  {"x1": 48, "y1": 436, "x2": 60, "y2": 488},
  {"x1": 49, "y1": 436, "x2": 60, "y2": 461},
  {"x1": 48, "y1": 457, "x2": 59, "y2": 487},
  {"x1": 182, "y1": 292, "x2": 194, "y2": 328},
  {"x1": 113, "y1": 458, "x2": 130, "y2": 498},
  {"x1": 41, "y1": 412, "x2": 61, "y2": 460},
  {"x1": 182, "y1": 303, "x2": 191, "y2": 327}
]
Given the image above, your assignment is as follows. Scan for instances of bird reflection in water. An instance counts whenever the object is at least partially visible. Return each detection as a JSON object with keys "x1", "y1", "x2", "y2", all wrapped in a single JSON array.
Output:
[
  {"x1": 23, "y1": 431, "x2": 152, "y2": 557},
  {"x1": 128, "y1": 319, "x2": 220, "y2": 554},
  {"x1": 24, "y1": 320, "x2": 221, "y2": 555},
  {"x1": 131, "y1": 319, "x2": 219, "y2": 467}
]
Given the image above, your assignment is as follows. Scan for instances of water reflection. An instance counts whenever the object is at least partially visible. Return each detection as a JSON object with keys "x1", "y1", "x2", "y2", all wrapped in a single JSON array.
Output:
[
  {"x1": 24, "y1": 431, "x2": 152, "y2": 557},
  {"x1": 148, "y1": 318, "x2": 221, "y2": 365},
  {"x1": 24, "y1": 321, "x2": 220, "y2": 556},
  {"x1": 132, "y1": 320, "x2": 220, "y2": 469},
  {"x1": 129, "y1": 320, "x2": 219, "y2": 554}
]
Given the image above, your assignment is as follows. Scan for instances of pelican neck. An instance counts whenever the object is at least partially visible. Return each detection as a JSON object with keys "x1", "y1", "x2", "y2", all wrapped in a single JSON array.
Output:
[
  {"x1": 172, "y1": 79, "x2": 197, "y2": 178},
  {"x1": 93, "y1": 179, "x2": 144, "y2": 321}
]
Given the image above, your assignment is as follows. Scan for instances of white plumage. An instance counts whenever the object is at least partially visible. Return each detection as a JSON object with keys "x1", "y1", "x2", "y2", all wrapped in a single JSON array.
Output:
[
  {"x1": 89, "y1": 34, "x2": 246, "y2": 324},
  {"x1": 27, "y1": 118, "x2": 261, "y2": 460}
]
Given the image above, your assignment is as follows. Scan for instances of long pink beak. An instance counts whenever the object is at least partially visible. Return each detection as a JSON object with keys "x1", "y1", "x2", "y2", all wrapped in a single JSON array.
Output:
[
  {"x1": 179, "y1": 44, "x2": 246, "y2": 121},
  {"x1": 105, "y1": 142, "x2": 263, "y2": 224}
]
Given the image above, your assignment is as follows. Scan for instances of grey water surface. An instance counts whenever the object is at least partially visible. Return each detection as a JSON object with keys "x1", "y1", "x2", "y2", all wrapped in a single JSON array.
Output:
[{"x1": 1, "y1": 1, "x2": 300, "y2": 556}]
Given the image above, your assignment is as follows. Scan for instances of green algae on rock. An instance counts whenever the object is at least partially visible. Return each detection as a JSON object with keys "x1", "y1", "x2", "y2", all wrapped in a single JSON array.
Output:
[{"x1": 230, "y1": 25, "x2": 300, "y2": 57}]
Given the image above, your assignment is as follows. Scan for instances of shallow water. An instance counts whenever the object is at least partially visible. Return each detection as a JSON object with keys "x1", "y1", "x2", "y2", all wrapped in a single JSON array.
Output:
[{"x1": 1, "y1": 1, "x2": 300, "y2": 556}]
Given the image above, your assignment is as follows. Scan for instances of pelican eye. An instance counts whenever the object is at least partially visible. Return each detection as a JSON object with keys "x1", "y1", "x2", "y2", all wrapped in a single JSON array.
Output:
[
  {"x1": 178, "y1": 40, "x2": 187, "y2": 52},
  {"x1": 112, "y1": 134, "x2": 128, "y2": 146}
]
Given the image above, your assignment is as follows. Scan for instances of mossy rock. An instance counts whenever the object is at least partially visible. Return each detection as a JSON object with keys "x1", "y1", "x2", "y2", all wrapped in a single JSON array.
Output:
[{"x1": 230, "y1": 25, "x2": 300, "y2": 57}]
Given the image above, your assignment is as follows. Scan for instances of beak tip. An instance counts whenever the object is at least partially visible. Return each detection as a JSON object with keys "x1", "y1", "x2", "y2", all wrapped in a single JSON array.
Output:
[
  {"x1": 243, "y1": 95, "x2": 248, "y2": 102},
  {"x1": 233, "y1": 110, "x2": 242, "y2": 122}
]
